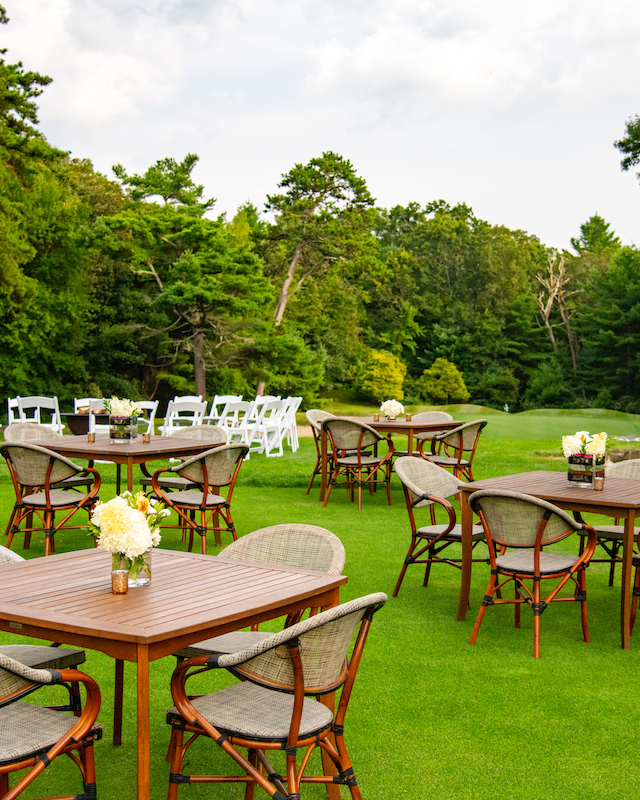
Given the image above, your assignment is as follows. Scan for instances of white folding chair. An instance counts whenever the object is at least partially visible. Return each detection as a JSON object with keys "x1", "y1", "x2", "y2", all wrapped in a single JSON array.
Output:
[
  {"x1": 281, "y1": 395, "x2": 302, "y2": 452},
  {"x1": 87, "y1": 399, "x2": 110, "y2": 434},
  {"x1": 7, "y1": 397, "x2": 19, "y2": 425},
  {"x1": 17, "y1": 396, "x2": 63, "y2": 434},
  {"x1": 218, "y1": 400, "x2": 267, "y2": 459},
  {"x1": 259, "y1": 399, "x2": 287, "y2": 457},
  {"x1": 73, "y1": 397, "x2": 101, "y2": 412},
  {"x1": 134, "y1": 400, "x2": 159, "y2": 435},
  {"x1": 204, "y1": 395, "x2": 242, "y2": 425},
  {"x1": 160, "y1": 399, "x2": 207, "y2": 436}
]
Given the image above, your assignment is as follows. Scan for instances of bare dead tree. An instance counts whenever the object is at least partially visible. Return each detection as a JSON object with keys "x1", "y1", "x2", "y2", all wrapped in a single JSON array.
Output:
[{"x1": 536, "y1": 253, "x2": 583, "y2": 378}]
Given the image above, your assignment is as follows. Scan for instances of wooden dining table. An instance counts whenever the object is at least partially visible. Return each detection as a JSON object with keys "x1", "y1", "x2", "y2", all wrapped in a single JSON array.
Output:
[
  {"x1": 318, "y1": 416, "x2": 462, "y2": 501},
  {"x1": 0, "y1": 548, "x2": 347, "y2": 800},
  {"x1": 458, "y1": 470, "x2": 640, "y2": 649},
  {"x1": 36, "y1": 433, "x2": 215, "y2": 493}
]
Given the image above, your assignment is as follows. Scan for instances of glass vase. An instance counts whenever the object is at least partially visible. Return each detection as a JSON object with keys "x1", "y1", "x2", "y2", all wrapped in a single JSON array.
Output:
[
  {"x1": 567, "y1": 454, "x2": 605, "y2": 488},
  {"x1": 110, "y1": 415, "x2": 138, "y2": 443},
  {"x1": 128, "y1": 550, "x2": 151, "y2": 587}
]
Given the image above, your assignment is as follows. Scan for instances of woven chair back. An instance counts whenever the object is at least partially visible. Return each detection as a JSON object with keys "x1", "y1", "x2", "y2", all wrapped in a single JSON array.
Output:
[
  {"x1": 219, "y1": 593, "x2": 386, "y2": 693},
  {"x1": 0, "y1": 653, "x2": 55, "y2": 701},
  {"x1": 168, "y1": 424, "x2": 227, "y2": 444},
  {"x1": 395, "y1": 456, "x2": 460, "y2": 507},
  {"x1": 3, "y1": 422, "x2": 62, "y2": 442},
  {"x1": 173, "y1": 443, "x2": 248, "y2": 486},
  {"x1": 305, "y1": 409, "x2": 334, "y2": 432},
  {"x1": 0, "y1": 442, "x2": 79, "y2": 487},
  {"x1": 220, "y1": 524, "x2": 345, "y2": 575},
  {"x1": 0, "y1": 545, "x2": 23, "y2": 565},
  {"x1": 411, "y1": 411, "x2": 454, "y2": 423},
  {"x1": 607, "y1": 458, "x2": 640, "y2": 480},
  {"x1": 322, "y1": 417, "x2": 382, "y2": 450},
  {"x1": 469, "y1": 489, "x2": 582, "y2": 547},
  {"x1": 438, "y1": 419, "x2": 487, "y2": 451}
]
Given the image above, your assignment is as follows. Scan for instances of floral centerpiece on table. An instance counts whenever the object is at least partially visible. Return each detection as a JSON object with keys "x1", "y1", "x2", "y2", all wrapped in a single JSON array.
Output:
[
  {"x1": 104, "y1": 396, "x2": 143, "y2": 442},
  {"x1": 561, "y1": 430, "x2": 609, "y2": 457},
  {"x1": 562, "y1": 430, "x2": 610, "y2": 487},
  {"x1": 88, "y1": 492, "x2": 169, "y2": 582},
  {"x1": 380, "y1": 399, "x2": 404, "y2": 420}
]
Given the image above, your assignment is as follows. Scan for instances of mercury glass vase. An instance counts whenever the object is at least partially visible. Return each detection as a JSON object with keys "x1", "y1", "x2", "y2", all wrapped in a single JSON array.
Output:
[{"x1": 109, "y1": 415, "x2": 138, "y2": 443}]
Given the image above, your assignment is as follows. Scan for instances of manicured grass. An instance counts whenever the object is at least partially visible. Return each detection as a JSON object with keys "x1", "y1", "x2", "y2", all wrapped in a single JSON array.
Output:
[{"x1": 3, "y1": 407, "x2": 640, "y2": 799}]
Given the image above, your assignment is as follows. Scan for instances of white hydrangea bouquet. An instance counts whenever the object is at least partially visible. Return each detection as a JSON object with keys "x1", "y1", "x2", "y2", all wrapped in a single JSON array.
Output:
[
  {"x1": 561, "y1": 430, "x2": 609, "y2": 457},
  {"x1": 103, "y1": 396, "x2": 143, "y2": 420},
  {"x1": 88, "y1": 491, "x2": 169, "y2": 581},
  {"x1": 380, "y1": 399, "x2": 404, "y2": 420}
]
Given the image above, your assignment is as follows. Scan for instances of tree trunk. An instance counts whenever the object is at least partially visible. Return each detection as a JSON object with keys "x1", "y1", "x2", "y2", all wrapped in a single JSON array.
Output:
[
  {"x1": 273, "y1": 242, "x2": 303, "y2": 327},
  {"x1": 193, "y1": 328, "x2": 206, "y2": 400},
  {"x1": 255, "y1": 380, "x2": 266, "y2": 397}
]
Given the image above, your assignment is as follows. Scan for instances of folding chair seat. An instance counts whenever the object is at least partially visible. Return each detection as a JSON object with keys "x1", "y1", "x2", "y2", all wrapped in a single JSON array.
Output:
[
  {"x1": 468, "y1": 489, "x2": 597, "y2": 657},
  {"x1": 419, "y1": 418, "x2": 487, "y2": 481},
  {"x1": 174, "y1": 523, "x2": 346, "y2": 660},
  {"x1": 1, "y1": 441, "x2": 101, "y2": 556},
  {"x1": 393, "y1": 456, "x2": 486, "y2": 597},
  {"x1": 322, "y1": 417, "x2": 394, "y2": 510},
  {"x1": 166, "y1": 593, "x2": 386, "y2": 800},
  {"x1": 151, "y1": 443, "x2": 248, "y2": 551},
  {"x1": 0, "y1": 653, "x2": 101, "y2": 800}
]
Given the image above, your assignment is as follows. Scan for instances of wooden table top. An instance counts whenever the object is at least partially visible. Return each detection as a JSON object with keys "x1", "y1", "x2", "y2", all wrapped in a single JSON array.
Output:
[
  {"x1": 348, "y1": 416, "x2": 462, "y2": 432},
  {"x1": 459, "y1": 470, "x2": 640, "y2": 510},
  {"x1": 0, "y1": 548, "x2": 348, "y2": 662},
  {"x1": 34, "y1": 433, "x2": 214, "y2": 462}
]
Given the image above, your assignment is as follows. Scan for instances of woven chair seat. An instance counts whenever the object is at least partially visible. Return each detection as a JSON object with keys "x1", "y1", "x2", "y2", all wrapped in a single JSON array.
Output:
[
  {"x1": 23, "y1": 489, "x2": 92, "y2": 508},
  {"x1": 496, "y1": 550, "x2": 579, "y2": 575},
  {"x1": 167, "y1": 681, "x2": 333, "y2": 741},
  {"x1": 139, "y1": 475, "x2": 195, "y2": 491},
  {"x1": 424, "y1": 454, "x2": 470, "y2": 468},
  {"x1": 163, "y1": 489, "x2": 225, "y2": 507},
  {"x1": 0, "y1": 645, "x2": 85, "y2": 671},
  {"x1": 579, "y1": 524, "x2": 640, "y2": 540},
  {"x1": 335, "y1": 455, "x2": 384, "y2": 467},
  {"x1": 0, "y1": 703, "x2": 102, "y2": 765},
  {"x1": 53, "y1": 475, "x2": 94, "y2": 489},
  {"x1": 416, "y1": 523, "x2": 485, "y2": 541},
  {"x1": 175, "y1": 630, "x2": 272, "y2": 659}
]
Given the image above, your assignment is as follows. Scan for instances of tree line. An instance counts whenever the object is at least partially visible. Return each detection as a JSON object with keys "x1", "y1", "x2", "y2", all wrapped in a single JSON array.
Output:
[{"x1": 2, "y1": 5, "x2": 639, "y2": 413}]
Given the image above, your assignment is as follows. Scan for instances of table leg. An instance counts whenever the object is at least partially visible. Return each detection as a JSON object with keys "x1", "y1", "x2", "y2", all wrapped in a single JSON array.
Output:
[
  {"x1": 127, "y1": 460, "x2": 134, "y2": 492},
  {"x1": 407, "y1": 430, "x2": 414, "y2": 456},
  {"x1": 621, "y1": 510, "x2": 635, "y2": 650},
  {"x1": 115, "y1": 465, "x2": 122, "y2": 495},
  {"x1": 136, "y1": 645, "x2": 151, "y2": 800},
  {"x1": 457, "y1": 492, "x2": 473, "y2": 621},
  {"x1": 113, "y1": 658, "x2": 124, "y2": 746},
  {"x1": 320, "y1": 428, "x2": 328, "y2": 502}
]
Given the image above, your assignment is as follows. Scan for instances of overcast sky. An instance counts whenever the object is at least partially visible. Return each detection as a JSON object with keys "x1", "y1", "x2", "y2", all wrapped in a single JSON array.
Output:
[{"x1": 4, "y1": 0, "x2": 640, "y2": 249}]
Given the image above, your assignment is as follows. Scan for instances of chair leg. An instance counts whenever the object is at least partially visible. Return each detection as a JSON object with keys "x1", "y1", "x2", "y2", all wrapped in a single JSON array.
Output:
[
  {"x1": 113, "y1": 658, "x2": 124, "y2": 746},
  {"x1": 533, "y1": 579, "x2": 541, "y2": 658},
  {"x1": 514, "y1": 581, "x2": 521, "y2": 629},
  {"x1": 469, "y1": 574, "x2": 496, "y2": 646},
  {"x1": 423, "y1": 548, "x2": 434, "y2": 587},
  {"x1": 579, "y1": 570, "x2": 590, "y2": 644}
]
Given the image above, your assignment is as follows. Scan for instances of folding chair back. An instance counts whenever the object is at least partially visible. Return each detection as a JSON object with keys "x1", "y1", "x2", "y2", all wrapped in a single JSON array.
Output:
[
  {"x1": 134, "y1": 400, "x2": 159, "y2": 435},
  {"x1": 7, "y1": 397, "x2": 20, "y2": 425},
  {"x1": 17, "y1": 396, "x2": 63, "y2": 434},
  {"x1": 161, "y1": 399, "x2": 207, "y2": 434}
]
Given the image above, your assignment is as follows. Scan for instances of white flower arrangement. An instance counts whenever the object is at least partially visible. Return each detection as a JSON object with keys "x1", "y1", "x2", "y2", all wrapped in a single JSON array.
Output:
[
  {"x1": 88, "y1": 491, "x2": 169, "y2": 579},
  {"x1": 561, "y1": 430, "x2": 609, "y2": 458},
  {"x1": 380, "y1": 399, "x2": 404, "y2": 418},
  {"x1": 104, "y1": 396, "x2": 143, "y2": 419}
]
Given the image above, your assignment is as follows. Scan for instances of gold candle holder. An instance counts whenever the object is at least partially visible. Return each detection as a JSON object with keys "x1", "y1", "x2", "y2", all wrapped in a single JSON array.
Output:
[
  {"x1": 142, "y1": 433, "x2": 151, "y2": 444},
  {"x1": 594, "y1": 477, "x2": 605, "y2": 491},
  {"x1": 87, "y1": 432, "x2": 95, "y2": 443},
  {"x1": 406, "y1": 413, "x2": 412, "y2": 422},
  {"x1": 111, "y1": 570, "x2": 129, "y2": 595},
  {"x1": 373, "y1": 413, "x2": 380, "y2": 422}
]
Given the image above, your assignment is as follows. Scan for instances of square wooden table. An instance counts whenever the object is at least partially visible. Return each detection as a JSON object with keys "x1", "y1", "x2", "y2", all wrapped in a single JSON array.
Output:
[
  {"x1": 36, "y1": 433, "x2": 216, "y2": 493},
  {"x1": 0, "y1": 548, "x2": 347, "y2": 799},
  {"x1": 458, "y1": 470, "x2": 640, "y2": 649},
  {"x1": 319, "y1": 417, "x2": 462, "y2": 501}
]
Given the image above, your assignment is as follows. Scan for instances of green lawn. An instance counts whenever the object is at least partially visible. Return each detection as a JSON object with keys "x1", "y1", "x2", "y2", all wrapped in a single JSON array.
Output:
[{"x1": 3, "y1": 406, "x2": 640, "y2": 799}]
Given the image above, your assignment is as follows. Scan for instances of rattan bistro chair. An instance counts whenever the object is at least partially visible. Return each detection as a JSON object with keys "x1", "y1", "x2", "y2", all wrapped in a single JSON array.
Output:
[
  {"x1": 393, "y1": 456, "x2": 486, "y2": 597},
  {"x1": 395, "y1": 410, "x2": 454, "y2": 457},
  {"x1": 175, "y1": 524, "x2": 346, "y2": 660},
  {"x1": 151, "y1": 443, "x2": 248, "y2": 552},
  {"x1": 573, "y1": 458, "x2": 640, "y2": 588},
  {"x1": 305, "y1": 410, "x2": 335, "y2": 494},
  {"x1": 0, "y1": 544, "x2": 87, "y2": 715},
  {"x1": 1, "y1": 442, "x2": 101, "y2": 556},
  {"x1": 322, "y1": 417, "x2": 394, "y2": 510},
  {"x1": 0, "y1": 653, "x2": 101, "y2": 800},
  {"x1": 468, "y1": 489, "x2": 597, "y2": 658},
  {"x1": 166, "y1": 592, "x2": 386, "y2": 800},
  {"x1": 419, "y1": 419, "x2": 487, "y2": 481}
]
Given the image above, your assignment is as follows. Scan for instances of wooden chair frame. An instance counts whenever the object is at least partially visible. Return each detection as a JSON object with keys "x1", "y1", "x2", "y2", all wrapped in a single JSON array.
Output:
[{"x1": 419, "y1": 419, "x2": 487, "y2": 481}]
